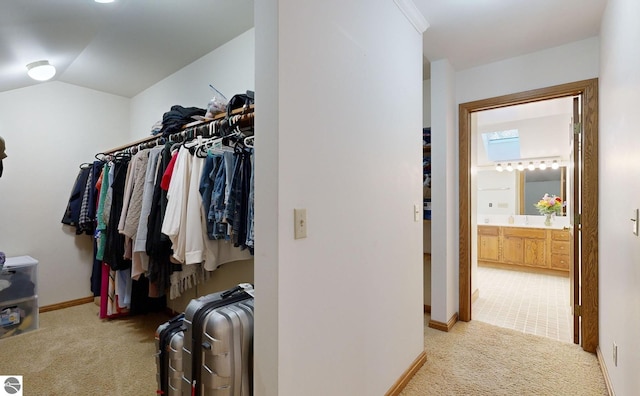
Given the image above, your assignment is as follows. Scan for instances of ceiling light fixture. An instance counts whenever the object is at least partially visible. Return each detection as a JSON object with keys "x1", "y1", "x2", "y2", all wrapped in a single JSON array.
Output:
[
  {"x1": 551, "y1": 160, "x2": 559, "y2": 170},
  {"x1": 506, "y1": 163, "x2": 513, "y2": 172},
  {"x1": 496, "y1": 163, "x2": 503, "y2": 172},
  {"x1": 516, "y1": 162, "x2": 524, "y2": 171},
  {"x1": 539, "y1": 161, "x2": 547, "y2": 170},
  {"x1": 95, "y1": 0, "x2": 115, "y2": 3},
  {"x1": 528, "y1": 162, "x2": 535, "y2": 171},
  {"x1": 26, "y1": 60, "x2": 56, "y2": 81}
]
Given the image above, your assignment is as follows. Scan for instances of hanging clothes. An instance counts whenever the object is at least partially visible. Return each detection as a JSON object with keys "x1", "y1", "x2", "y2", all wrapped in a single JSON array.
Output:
[
  {"x1": 146, "y1": 143, "x2": 178, "y2": 295},
  {"x1": 103, "y1": 157, "x2": 132, "y2": 271},
  {"x1": 121, "y1": 150, "x2": 150, "y2": 280},
  {"x1": 61, "y1": 166, "x2": 91, "y2": 231},
  {"x1": 63, "y1": 106, "x2": 255, "y2": 312},
  {"x1": 133, "y1": 146, "x2": 164, "y2": 276}
]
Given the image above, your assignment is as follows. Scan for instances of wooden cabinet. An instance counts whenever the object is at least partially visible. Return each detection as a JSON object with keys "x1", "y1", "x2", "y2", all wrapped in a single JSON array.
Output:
[
  {"x1": 502, "y1": 227, "x2": 546, "y2": 268},
  {"x1": 502, "y1": 236, "x2": 524, "y2": 264},
  {"x1": 550, "y1": 230, "x2": 571, "y2": 271},
  {"x1": 477, "y1": 226, "x2": 571, "y2": 274},
  {"x1": 524, "y1": 239, "x2": 546, "y2": 268},
  {"x1": 478, "y1": 226, "x2": 499, "y2": 261}
]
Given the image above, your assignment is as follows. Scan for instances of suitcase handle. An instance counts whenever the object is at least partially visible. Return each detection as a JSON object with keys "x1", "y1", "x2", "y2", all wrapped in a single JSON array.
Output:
[
  {"x1": 220, "y1": 286, "x2": 243, "y2": 299},
  {"x1": 220, "y1": 283, "x2": 253, "y2": 299}
]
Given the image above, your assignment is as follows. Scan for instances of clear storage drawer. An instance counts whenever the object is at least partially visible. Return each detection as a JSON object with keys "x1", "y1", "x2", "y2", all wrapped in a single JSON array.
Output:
[
  {"x1": 0, "y1": 296, "x2": 38, "y2": 338},
  {"x1": 0, "y1": 256, "x2": 39, "y2": 338}
]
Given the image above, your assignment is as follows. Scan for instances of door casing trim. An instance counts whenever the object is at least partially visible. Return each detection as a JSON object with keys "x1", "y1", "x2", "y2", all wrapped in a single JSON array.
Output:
[{"x1": 458, "y1": 79, "x2": 599, "y2": 353}]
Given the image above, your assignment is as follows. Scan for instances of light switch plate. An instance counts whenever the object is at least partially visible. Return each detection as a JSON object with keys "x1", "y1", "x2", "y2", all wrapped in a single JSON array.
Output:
[
  {"x1": 294, "y1": 208, "x2": 307, "y2": 239},
  {"x1": 632, "y1": 209, "x2": 639, "y2": 236}
]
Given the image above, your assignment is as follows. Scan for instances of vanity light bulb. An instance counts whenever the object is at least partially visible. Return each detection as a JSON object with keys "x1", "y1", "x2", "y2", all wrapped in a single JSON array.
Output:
[
  {"x1": 496, "y1": 163, "x2": 503, "y2": 172},
  {"x1": 539, "y1": 161, "x2": 547, "y2": 170},
  {"x1": 528, "y1": 162, "x2": 535, "y2": 171},
  {"x1": 517, "y1": 162, "x2": 524, "y2": 171},
  {"x1": 506, "y1": 163, "x2": 513, "y2": 172},
  {"x1": 551, "y1": 160, "x2": 559, "y2": 170}
]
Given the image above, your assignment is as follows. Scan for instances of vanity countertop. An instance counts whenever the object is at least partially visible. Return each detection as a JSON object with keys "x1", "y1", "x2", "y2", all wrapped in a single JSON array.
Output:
[{"x1": 479, "y1": 222, "x2": 569, "y2": 230}]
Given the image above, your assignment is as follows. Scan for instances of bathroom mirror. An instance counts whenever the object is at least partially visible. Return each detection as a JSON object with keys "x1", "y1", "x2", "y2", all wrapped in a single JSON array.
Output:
[
  {"x1": 519, "y1": 167, "x2": 566, "y2": 216},
  {"x1": 476, "y1": 166, "x2": 567, "y2": 216}
]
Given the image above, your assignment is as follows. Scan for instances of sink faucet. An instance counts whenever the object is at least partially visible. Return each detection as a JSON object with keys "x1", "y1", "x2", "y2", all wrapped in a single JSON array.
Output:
[{"x1": 524, "y1": 215, "x2": 529, "y2": 225}]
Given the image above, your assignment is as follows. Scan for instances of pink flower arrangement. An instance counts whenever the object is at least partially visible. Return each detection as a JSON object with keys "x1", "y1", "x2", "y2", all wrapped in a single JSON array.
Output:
[{"x1": 534, "y1": 193, "x2": 563, "y2": 215}]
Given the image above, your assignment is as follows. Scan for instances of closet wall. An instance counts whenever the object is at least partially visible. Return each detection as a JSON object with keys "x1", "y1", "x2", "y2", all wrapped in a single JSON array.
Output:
[
  {"x1": 0, "y1": 82, "x2": 130, "y2": 306},
  {"x1": 130, "y1": 28, "x2": 255, "y2": 140}
]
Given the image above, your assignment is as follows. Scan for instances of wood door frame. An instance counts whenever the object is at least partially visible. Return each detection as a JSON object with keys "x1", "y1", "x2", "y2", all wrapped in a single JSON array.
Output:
[{"x1": 458, "y1": 79, "x2": 599, "y2": 353}]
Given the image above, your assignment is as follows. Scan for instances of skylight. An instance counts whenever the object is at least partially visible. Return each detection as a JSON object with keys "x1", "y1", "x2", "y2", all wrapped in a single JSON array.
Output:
[{"x1": 482, "y1": 129, "x2": 520, "y2": 162}]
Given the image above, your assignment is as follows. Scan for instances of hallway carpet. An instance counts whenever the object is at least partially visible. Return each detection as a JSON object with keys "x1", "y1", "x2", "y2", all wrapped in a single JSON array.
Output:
[{"x1": 401, "y1": 315, "x2": 608, "y2": 396}]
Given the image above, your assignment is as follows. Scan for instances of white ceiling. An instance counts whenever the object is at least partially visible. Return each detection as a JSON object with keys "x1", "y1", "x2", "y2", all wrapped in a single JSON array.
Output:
[
  {"x1": 415, "y1": 0, "x2": 607, "y2": 72},
  {"x1": 0, "y1": 0, "x2": 254, "y2": 97},
  {"x1": 0, "y1": 0, "x2": 607, "y2": 98}
]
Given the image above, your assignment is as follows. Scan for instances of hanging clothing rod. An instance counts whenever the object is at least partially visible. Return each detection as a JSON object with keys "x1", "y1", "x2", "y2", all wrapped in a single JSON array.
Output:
[{"x1": 101, "y1": 105, "x2": 254, "y2": 155}]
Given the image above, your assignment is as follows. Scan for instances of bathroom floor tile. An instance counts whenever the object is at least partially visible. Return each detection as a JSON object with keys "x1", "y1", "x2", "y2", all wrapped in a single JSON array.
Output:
[{"x1": 473, "y1": 266, "x2": 572, "y2": 343}]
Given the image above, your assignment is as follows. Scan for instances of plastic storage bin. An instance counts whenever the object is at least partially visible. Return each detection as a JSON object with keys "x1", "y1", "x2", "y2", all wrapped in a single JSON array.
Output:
[
  {"x1": 0, "y1": 256, "x2": 38, "y2": 338},
  {"x1": 0, "y1": 296, "x2": 38, "y2": 338}
]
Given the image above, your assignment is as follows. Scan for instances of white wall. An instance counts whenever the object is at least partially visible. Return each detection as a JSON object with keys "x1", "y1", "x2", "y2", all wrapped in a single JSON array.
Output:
[
  {"x1": 456, "y1": 37, "x2": 600, "y2": 104},
  {"x1": 476, "y1": 170, "x2": 518, "y2": 216},
  {"x1": 430, "y1": 59, "x2": 459, "y2": 324},
  {"x1": 129, "y1": 29, "x2": 255, "y2": 139},
  {"x1": 255, "y1": 0, "x2": 425, "y2": 394},
  {"x1": 599, "y1": 0, "x2": 640, "y2": 393},
  {"x1": 0, "y1": 82, "x2": 130, "y2": 306}
]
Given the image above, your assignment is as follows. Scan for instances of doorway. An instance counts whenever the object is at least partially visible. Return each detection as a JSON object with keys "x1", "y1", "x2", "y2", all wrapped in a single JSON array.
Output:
[
  {"x1": 458, "y1": 79, "x2": 599, "y2": 353},
  {"x1": 470, "y1": 97, "x2": 575, "y2": 343}
]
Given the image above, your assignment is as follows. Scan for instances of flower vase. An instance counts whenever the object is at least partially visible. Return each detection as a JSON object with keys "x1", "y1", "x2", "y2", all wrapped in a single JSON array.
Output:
[{"x1": 544, "y1": 213, "x2": 553, "y2": 227}]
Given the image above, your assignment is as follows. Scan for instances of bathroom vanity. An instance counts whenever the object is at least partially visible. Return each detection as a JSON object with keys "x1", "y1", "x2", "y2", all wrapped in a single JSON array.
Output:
[{"x1": 478, "y1": 224, "x2": 571, "y2": 275}]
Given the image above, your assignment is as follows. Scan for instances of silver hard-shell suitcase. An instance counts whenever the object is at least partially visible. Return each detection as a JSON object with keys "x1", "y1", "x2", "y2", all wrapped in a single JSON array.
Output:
[
  {"x1": 155, "y1": 313, "x2": 186, "y2": 396},
  {"x1": 182, "y1": 283, "x2": 254, "y2": 396}
]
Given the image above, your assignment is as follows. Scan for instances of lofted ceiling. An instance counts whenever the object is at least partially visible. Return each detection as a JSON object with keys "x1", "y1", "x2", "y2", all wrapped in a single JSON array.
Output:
[
  {"x1": 0, "y1": 0, "x2": 607, "y2": 98},
  {"x1": 0, "y1": 0, "x2": 254, "y2": 97}
]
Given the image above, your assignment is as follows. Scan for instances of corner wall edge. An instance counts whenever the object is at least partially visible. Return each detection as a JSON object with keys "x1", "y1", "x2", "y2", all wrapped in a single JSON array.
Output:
[{"x1": 393, "y1": 0, "x2": 429, "y2": 34}]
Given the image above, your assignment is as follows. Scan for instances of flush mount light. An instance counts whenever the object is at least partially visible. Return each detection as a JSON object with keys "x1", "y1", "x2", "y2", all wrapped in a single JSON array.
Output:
[
  {"x1": 539, "y1": 161, "x2": 547, "y2": 170},
  {"x1": 26, "y1": 60, "x2": 56, "y2": 81},
  {"x1": 551, "y1": 160, "x2": 559, "y2": 170},
  {"x1": 528, "y1": 162, "x2": 535, "y2": 171},
  {"x1": 496, "y1": 163, "x2": 503, "y2": 172},
  {"x1": 516, "y1": 162, "x2": 524, "y2": 171},
  {"x1": 506, "y1": 163, "x2": 513, "y2": 172},
  {"x1": 95, "y1": 0, "x2": 115, "y2": 3}
]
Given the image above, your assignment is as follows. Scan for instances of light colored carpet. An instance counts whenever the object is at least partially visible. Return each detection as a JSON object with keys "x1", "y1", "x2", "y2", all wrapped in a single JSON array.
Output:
[
  {"x1": 0, "y1": 302, "x2": 166, "y2": 395},
  {"x1": 0, "y1": 304, "x2": 608, "y2": 395},
  {"x1": 401, "y1": 315, "x2": 608, "y2": 396}
]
